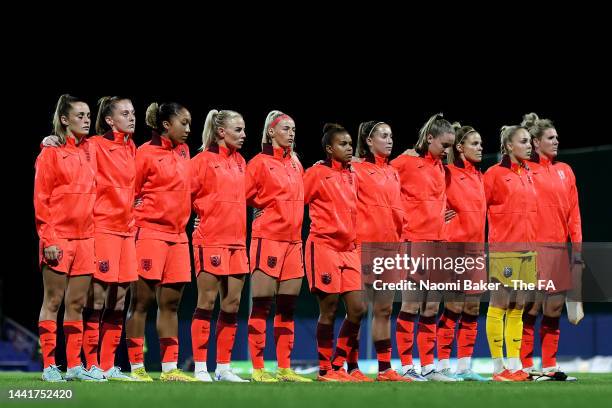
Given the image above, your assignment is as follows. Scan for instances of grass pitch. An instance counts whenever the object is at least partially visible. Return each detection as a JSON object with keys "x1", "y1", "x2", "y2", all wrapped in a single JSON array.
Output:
[{"x1": 1, "y1": 372, "x2": 611, "y2": 408}]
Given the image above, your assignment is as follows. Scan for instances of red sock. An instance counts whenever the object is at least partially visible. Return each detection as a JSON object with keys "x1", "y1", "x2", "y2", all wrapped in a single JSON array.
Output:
[
  {"x1": 38, "y1": 320, "x2": 57, "y2": 368},
  {"x1": 160, "y1": 337, "x2": 179, "y2": 363},
  {"x1": 396, "y1": 311, "x2": 416, "y2": 366},
  {"x1": 374, "y1": 339, "x2": 392, "y2": 372},
  {"x1": 332, "y1": 319, "x2": 360, "y2": 369},
  {"x1": 540, "y1": 315, "x2": 560, "y2": 369},
  {"x1": 274, "y1": 294, "x2": 297, "y2": 369},
  {"x1": 126, "y1": 337, "x2": 144, "y2": 365},
  {"x1": 63, "y1": 320, "x2": 83, "y2": 369},
  {"x1": 248, "y1": 297, "x2": 273, "y2": 369},
  {"x1": 99, "y1": 310, "x2": 123, "y2": 371},
  {"x1": 216, "y1": 311, "x2": 238, "y2": 364},
  {"x1": 82, "y1": 308, "x2": 101, "y2": 369},
  {"x1": 347, "y1": 344, "x2": 359, "y2": 372},
  {"x1": 437, "y1": 309, "x2": 460, "y2": 361},
  {"x1": 191, "y1": 308, "x2": 212, "y2": 363},
  {"x1": 417, "y1": 315, "x2": 436, "y2": 367},
  {"x1": 457, "y1": 312, "x2": 479, "y2": 359},
  {"x1": 316, "y1": 322, "x2": 334, "y2": 374},
  {"x1": 521, "y1": 313, "x2": 537, "y2": 369}
]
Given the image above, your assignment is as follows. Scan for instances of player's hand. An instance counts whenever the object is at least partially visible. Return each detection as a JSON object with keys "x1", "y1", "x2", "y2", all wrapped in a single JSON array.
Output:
[
  {"x1": 193, "y1": 216, "x2": 200, "y2": 228},
  {"x1": 44, "y1": 245, "x2": 61, "y2": 262},
  {"x1": 404, "y1": 148, "x2": 419, "y2": 157},
  {"x1": 42, "y1": 135, "x2": 61, "y2": 147},
  {"x1": 444, "y1": 209, "x2": 457, "y2": 223},
  {"x1": 350, "y1": 156, "x2": 363, "y2": 162}
]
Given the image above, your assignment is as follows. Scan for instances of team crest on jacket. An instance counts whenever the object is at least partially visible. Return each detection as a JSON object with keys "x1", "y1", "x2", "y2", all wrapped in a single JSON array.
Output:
[
  {"x1": 141, "y1": 259, "x2": 152, "y2": 272},
  {"x1": 178, "y1": 148, "x2": 187, "y2": 158},
  {"x1": 98, "y1": 260, "x2": 110, "y2": 273},
  {"x1": 57, "y1": 249, "x2": 63, "y2": 262},
  {"x1": 211, "y1": 255, "x2": 221, "y2": 267},
  {"x1": 558, "y1": 170, "x2": 566, "y2": 180},
  {"x1": 503, "y1": 266, "x2": 513, "y2": 278},
  {"x1": 267, "y1": 256, "x2": 277, "y2": 268},
  {"x1": 321, "y1": 273, "x2": 332, "y2": 285}
]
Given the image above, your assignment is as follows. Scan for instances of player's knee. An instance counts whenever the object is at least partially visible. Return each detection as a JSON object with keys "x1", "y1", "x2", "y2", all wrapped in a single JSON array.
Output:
[
  {"x1": 221, "y1": 302, "x2": 240, "y2": 314},
  {"x1": 374, "y1": 303, "x2": 392, "y2": 320},
  {"x1": 66, "y1": 295, "x2": 87, "y2": 314},
  {"x1": 133, "y1": 295, "x2": 154, "y2": 313},
  {"x1": 319, "y1": 307, "x2": 337, "y2": 322},
  {"x1": 422, "y1": 303, "x2": 439, "y2": 317},
  {"x1": 160, "y1": 298, "x2": 180, "y2": 313},
  {"x1": 92, "y1": 298, "x2": 105, "y2": 311},
  {"x1": 463, "y1": 302, "x2": 480, "y2": 316},
  {"x1": 400, "y1": 302, "x2": 419, "y2": 314},
  {"x1": 44, "y1": 292, "x2": 64, "y2": 314},
  {"x1": 446, "y1": 302, "x2": 463, "y2": 314},
  {"x1": 348, "y1": 302, "x2": 366, "y2": 321},
  {"x1": 544, "y1": 302, "x2": 563, "y2": 317},
  {"x1": 510, "y1": 300, "x2": 525, "y2": 311},
  {"x1": 113, "y1": 297, "x2": 126, "y2": 312}
]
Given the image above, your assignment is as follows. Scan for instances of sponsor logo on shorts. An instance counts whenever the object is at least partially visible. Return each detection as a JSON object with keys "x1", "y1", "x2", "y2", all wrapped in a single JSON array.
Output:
[
  {"x1": 267, "y1": 256, "x2": 277, "y2": 268},
  {"x1": 98, "y1": 260, "x2": 110, "y2": 273},
  {"x1": 503, "y1": 266, "x2": 513, "y2": 278},
  {"x1": 141, "y1": 259, "x2": 152, "y2": 272},
  {"x1": 211, "y1": 255, "x2": 221, "y2": 267},
  {"x1": 321, "y1": 273, "x2": 332, "y2": 285}
]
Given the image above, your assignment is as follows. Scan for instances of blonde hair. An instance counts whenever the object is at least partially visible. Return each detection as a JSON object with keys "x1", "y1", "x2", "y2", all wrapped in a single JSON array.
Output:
[
  {"x1": 448, "y1": 122, "x2": 478, "y2": 164},
  {"x1": 52, "y1": 94, "x2": 87, "y2": 145},
  {"x1": 521, "y1": 112, "x2": 555, "y2": 141},
  {"x1": 356, "y1": 121, "x2": 386, "y2": 158},
  {"x1": 96, "y1": 96, "x2": 131, "y2": 135},
  {"x1": 414, "y1": 113, "x2": 455, "y2": 155},
  {"x1": 499, "y1": 125, "x2": 527, "y2": 155},
  {"x1": 201, "y1": 109, "x2": 242, "y2": 150}
]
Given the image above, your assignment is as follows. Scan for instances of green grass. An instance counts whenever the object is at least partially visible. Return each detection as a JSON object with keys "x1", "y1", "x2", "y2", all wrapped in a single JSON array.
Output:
[{"x1": 1, "y1": 372, "x2": 611, "y2": 408}]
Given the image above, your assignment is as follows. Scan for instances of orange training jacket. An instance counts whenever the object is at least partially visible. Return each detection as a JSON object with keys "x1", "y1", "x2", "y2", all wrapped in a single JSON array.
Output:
[
  {"x1": 484, "y1": 155, "x2": 538, "y2": 245},
  {"x1": 390, "y1": 152, "x2": 447, "y2": 241},
  {"x1": 191, "y1": 143, "x2": 247, "y2": 247},
  {"x1": 133, "y1": 133, "x2": 191, "y2": 243},
  {"x1": 246, "y1": 143, "x2": 304, "y2": 243},
  {"x1": 34, "y1": 136, "x2": 97, "y2": 247},
  {"x1": 90, "y1": 131, "x2": 136, "y2": 236},
  {"x1": 303, "y1": 158, "x2": 358, "y2": 252},
  {"x1": 353, "y1": 153, "x2": 405, "y2": 243},
  {"x1": 445, "y1": 159, "x2": 486, "y2": 243},
  {"x1": 529, "y1": 152, "x2": 582, "y2": 245}
]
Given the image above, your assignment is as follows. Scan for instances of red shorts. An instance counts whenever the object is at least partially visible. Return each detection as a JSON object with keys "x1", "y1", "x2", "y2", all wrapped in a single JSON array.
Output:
[
  {"x1": 536, "y1": 244, "x2": 572, "y2": 293},
  {"x1": 359, "y1": 242, "x2": 406, "y2": 286},
  {"x1": 250, "y1": 238, "x2": 304, "y2": 281},
  {"x1": 444, "y1": 242, "x2": 488, "y2": 295},
  {"x1": 305, "y1": 240, "x2": 361, "y2": 294},
  {"x1": 193, "y1": 246, "x2": 249, "y2": 276},
  {"x1": 39, "y1": 238, "x2": 95, "y2": 276},
  {"x1": 136, "y1": 239, "x2": 191, "y2": 284},
  {"x1": 94, "y1": 233, "x2": 138, "y2": 283}
]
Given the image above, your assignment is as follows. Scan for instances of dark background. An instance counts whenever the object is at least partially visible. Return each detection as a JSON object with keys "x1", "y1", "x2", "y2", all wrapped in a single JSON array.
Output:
[{"x1": 4, "y1": 64, "x2": 612, "y2": 332}]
